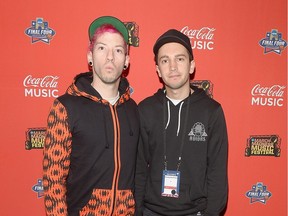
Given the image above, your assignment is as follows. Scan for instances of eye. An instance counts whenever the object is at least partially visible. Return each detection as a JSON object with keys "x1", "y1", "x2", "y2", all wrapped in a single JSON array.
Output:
[
  {"x1": 160, "y1": 59, "x2": 168, "y2": 64},
  {"x1": 177, "y1": 57, "x2": 185, "y2": 62},
  {"x1": 115, "y1": 48, "x2": 124, "y2": 54},
  {"x1": 97, "y1": 45, "x2": 105, "y2": 51}
]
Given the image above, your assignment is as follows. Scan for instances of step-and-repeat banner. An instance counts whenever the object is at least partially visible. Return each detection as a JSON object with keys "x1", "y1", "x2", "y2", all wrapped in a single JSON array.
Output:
[{"x1": 0, "y1": 0, "x2": 286, "y2": 215}]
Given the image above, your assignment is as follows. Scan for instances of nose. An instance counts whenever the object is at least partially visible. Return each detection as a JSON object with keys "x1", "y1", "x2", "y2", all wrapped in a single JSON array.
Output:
[
  {"x1": 106, "y1": 49, "x2": 114, "y2": 62},
  {"x1": 170, "y1": 60, "x2": 177, "y2": 71}
]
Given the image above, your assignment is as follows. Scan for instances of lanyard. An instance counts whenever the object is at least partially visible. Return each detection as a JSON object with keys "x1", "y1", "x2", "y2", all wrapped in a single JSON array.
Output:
[{"x1": 163, "y1": 96, "x2": 190, "y2": 171}]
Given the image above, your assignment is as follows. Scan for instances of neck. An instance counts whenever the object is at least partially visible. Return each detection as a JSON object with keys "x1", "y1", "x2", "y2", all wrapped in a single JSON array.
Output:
[
  {"x1": 166, "y1": 87, "x2": 193, "y2": 100},
  {"x1": 91, "y1": 79, "x2": 120, "y2": 99}
]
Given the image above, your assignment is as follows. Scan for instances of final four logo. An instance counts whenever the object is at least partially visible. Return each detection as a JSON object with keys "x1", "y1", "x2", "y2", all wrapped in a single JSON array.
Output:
[
  {"x1": 32, "y1": 179, "x2": 44, "y2": 198},
  {"x1": 25, "y1": 18, "x2": 56, "y2": 44},
  {"x1": 259, "y1": 29, "x2": 287, "y2": 54},
  {"x1": 246, "y1": 182, "x2": 272, "y2": 204}
]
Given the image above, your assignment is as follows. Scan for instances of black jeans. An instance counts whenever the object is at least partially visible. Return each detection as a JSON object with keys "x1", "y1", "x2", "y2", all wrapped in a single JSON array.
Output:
[{"x1": 143, "y1": 208, "x2": 204, "y2": 216}]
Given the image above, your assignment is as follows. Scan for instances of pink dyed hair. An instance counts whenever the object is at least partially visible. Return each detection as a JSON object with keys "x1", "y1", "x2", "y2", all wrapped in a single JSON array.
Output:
[{"x1": 88, "y1": 24, "x2": 128, "y2": 53}]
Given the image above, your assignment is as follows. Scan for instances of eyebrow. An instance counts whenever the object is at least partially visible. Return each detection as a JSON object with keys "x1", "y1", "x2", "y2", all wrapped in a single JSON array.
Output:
[
  {"x1": 159, "y1": 55, "x2": 169, "y2": 61},
  {"x1": 175, "y1": 54, "x2": 187, "y2": 58},
  {"x1": 95, "y1": 42, "x2": 125, "y2": 50},
  {"x1": 95, "y1": 42, "x2": 106, "y2": 46},
  {"x1": 95, "y1": 42, "x2": 123, "y2": 47},
  {"x1": 159, "y1": 54, "x2": 187, "y2": 60}
]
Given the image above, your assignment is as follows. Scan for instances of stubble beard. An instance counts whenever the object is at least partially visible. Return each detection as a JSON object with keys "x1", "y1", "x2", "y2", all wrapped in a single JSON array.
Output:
[{"x1": 94, "y1": 69, "x2": 122, "y2": 85}]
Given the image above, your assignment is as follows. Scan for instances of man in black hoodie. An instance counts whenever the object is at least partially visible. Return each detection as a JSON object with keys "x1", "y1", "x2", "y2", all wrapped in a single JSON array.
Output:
[
  {"x1": 135, "y1": 29, "x2": 228, "y2": 216},
  {"x1": 43, "y1": 16, "x2": 140, "y2": 216}
]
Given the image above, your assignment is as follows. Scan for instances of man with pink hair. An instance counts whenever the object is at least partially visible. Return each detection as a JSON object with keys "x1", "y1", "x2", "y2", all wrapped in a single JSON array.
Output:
[{"x1": 43, "y1": 16, "x2": 139, "y2": 216}]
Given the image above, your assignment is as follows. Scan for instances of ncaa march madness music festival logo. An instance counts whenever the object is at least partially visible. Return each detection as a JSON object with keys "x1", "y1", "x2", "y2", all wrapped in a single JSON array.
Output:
[
  {"x1": 123, "y1": 21, "x2": 139, "y2": 47},
  {"x1": 259, "y1": 29, "x2": 287, "y2": 54},
  {"x1": 25, "y1": 17, "x2": 56, "y2": 44},
  {"x1": 245, "y1": 135, "x2": 281, "y2": 157},
  {"x1": 25, "y1": 128, "x2": 46, "y2": 150},
  {"x1": 191, "y1": 80, "x2": 213, "y2": 98}
]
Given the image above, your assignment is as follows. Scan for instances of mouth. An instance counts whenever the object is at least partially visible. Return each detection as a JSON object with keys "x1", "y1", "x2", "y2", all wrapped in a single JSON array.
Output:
[
  {"x1": 105, "y1": 65, "x2": 115, "y2": 71},
  {"x1": 169, "y1": 74, "x2": 180, "y2": 79},
  {"x1": 105, "y1": 62, "x2": 115, "y2": 69}
]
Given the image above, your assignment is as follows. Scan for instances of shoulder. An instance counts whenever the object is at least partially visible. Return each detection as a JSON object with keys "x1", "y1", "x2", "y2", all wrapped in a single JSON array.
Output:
[
  {"x1": 206, "y1": 97, "x2": 222, "y2": 109},
  {"x1": 193, "y1": 87, "x2": 222, "y2": 109},
  {"x1": 139, "y1": 89, "x2": 164, "y2": 108},
  {"x1": 57, "y1": 93, "x2": 88, "y2": 107},
  {"x1": 57, "y1": 93, "x2": 74, "y2": 103},
  {"x1": 138, "y1": 94, "x2": 162, "y2": 112}
]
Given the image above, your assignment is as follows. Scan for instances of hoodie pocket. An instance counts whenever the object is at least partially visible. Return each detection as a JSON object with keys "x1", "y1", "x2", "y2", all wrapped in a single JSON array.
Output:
[
  {"x1": 80, "y1": 189, "x2": 135, "y2": 216},
  {"x1": 188, "y1": 181, "x2": 207, "y2": 208},
  {"x1": 80, "y1": 188, "x2": 112, "y2": 216},
  {"x1": 115, "y1": 190, "x2": 135, "y2": 215},
  {"x1": 144, "y1": 178, "x2": 161, "y2": 204}
]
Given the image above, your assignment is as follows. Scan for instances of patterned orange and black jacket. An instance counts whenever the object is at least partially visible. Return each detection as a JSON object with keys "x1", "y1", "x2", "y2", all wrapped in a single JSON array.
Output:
[{"x1": 43, "y1": 72, "x2": 140, "y2": 216}]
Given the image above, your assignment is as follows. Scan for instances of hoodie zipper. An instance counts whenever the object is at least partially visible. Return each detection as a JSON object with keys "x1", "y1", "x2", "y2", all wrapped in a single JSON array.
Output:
[
  {"x1": 163, "y1": 96, "x2": 191, "y2": 171},
  {"x1": 109, "y1": 104, "x2": 121, "y2": 216}
]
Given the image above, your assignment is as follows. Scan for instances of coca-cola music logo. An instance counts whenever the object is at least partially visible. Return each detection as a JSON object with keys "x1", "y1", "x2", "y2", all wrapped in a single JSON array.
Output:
[
  {"x1": 251, "y1": 84, "x2": 285, "y2": 107},
  {"x1": 23, "y1": 75, "x2": 59, "y2": 98},
  {"x1": 181, "y1": 26, "x2": 216, "y2": 50}
]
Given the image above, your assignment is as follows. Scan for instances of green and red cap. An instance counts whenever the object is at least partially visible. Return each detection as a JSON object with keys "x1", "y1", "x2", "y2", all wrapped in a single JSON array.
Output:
[{"x1": 88, "y1": 16, "x2": 129, "y2": 43}]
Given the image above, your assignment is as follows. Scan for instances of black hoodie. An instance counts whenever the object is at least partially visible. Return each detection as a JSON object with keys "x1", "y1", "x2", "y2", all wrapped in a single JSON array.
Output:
[
  {"x1": 135, "y1": 86, "x2": 228, "y2": 216},
  {"x1": 43, "y1": 72, "x2": 140, "y2": 216}
]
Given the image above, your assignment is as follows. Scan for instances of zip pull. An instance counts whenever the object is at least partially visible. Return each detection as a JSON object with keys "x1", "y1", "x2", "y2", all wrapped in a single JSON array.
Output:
[
  {"x1": 164, "y1": 155, "x2": 168, "y2": 171},
  {"x1": 176, "y1": 157, "x2": 182, "y2": 171}
]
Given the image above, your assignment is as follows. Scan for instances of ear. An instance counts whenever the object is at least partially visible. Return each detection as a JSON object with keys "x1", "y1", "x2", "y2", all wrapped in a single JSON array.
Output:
[
  {"x1": 189, "y1": 60, "x2": 196, "y2": 74},
  {"x1": 87, "y1": 51, "x2": 93, "y2": 64},
  {"x1": 124, "y1": 55, "x2": 130, "y2": 68},
  {"x1": 156, "y1": 65, "x2": 162, "y2": 78}
]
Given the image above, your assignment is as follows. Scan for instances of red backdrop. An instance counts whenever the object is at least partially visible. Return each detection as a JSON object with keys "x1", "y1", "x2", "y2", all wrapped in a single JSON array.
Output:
[{"x1": 0, "y1": 0, "x2": 287, "y2": 215}]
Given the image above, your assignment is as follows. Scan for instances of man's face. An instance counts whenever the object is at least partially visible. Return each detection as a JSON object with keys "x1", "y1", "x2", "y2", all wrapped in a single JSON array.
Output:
[
  {"x1": 156, "y1": 42, "x2": 195, "y2": 91},
  {"x1": 88, "y1": 32, "x2": 129, "y2": 84}
]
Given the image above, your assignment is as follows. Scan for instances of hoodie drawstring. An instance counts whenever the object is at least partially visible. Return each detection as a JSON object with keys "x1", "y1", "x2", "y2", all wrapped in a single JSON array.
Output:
[
  {"x1": 177, "y1": 102, "x2": 184, "y2": 136},
  {"x1": 124, "y1": 103, "x2": 134, "y2": 136},
  {"x1": 102, "y1": 105, "x2": 110, "y2": 149},
  {"x1": 165, "y1": 100, "x2": 171, "y2": 129},
  {"x1": 165, "y1": 100, "x2": 185, "y2": 136}
]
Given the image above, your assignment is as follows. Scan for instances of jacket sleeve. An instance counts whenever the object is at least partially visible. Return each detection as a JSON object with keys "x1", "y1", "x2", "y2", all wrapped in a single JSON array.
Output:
[
  {"x1": 135, "y1": 109, "x2": 150, "y2": 216},
  {"x1": 205, "y1": 105, "x2": 228, "y2": 216},
  {"x1": 43, "y1": 99, "x2": 72, "y2": 216}
]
